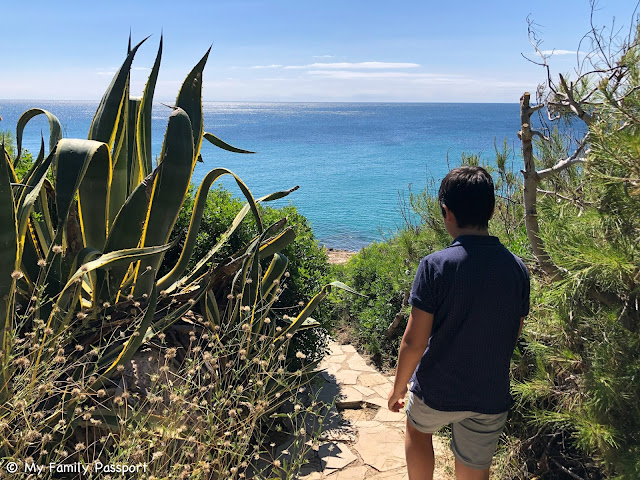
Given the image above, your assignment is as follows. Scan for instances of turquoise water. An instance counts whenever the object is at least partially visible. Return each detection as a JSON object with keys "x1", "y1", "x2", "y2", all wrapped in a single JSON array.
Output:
[{"x1": 0, "y1": 101, "x2": 521, "y2": 250}]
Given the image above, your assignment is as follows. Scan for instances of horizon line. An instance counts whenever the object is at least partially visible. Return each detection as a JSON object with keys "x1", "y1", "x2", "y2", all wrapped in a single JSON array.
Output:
[{"x1": 0, "y1": 98, "x2": 522, "y2": 105}]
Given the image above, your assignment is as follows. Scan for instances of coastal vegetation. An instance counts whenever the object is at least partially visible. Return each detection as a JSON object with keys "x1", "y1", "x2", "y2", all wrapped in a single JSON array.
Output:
[
  {"x1": 0, "y1": 37, "x2": 351, "y2": 479},
  {"x1": 331, "y1": 18, "x2": 640, "y2": 480}
]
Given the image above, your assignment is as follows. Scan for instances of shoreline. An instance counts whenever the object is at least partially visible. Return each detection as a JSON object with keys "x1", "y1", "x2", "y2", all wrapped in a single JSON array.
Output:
[{"x1": 325, "y1": 247, "x2": 358, "y2": 265}]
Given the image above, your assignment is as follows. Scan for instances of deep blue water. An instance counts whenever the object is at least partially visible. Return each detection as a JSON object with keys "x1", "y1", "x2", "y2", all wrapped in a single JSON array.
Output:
[{"x1": 0, "y1": 101, "x2": 522, "y2": 250}]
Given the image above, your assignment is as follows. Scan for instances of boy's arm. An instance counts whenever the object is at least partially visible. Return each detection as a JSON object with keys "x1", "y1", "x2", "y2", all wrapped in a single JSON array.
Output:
[{"x1": 388, "y1": 306, "x2": 433, "y2": 412}]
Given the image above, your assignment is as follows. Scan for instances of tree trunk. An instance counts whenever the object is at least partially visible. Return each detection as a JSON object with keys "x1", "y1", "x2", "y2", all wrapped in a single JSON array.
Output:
[{"x1": 519, "y1": 92, "x2": 559, "y2": 277}]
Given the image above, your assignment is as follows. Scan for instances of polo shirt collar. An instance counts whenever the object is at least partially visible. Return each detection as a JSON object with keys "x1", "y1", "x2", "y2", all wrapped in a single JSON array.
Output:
[{"x1": 450, "y1": 234, "x2": 501, "y2": 247}]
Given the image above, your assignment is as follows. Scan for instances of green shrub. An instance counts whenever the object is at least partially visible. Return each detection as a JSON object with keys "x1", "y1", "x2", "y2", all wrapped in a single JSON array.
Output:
[{"x1": 164, "y1": 186, "x2": 332, "y2": 366}]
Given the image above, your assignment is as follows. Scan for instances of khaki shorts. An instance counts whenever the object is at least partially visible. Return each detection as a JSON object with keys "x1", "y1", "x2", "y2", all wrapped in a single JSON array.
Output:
[{"x1": 405, "y1": 391, "x2": 508, "y2": 469}]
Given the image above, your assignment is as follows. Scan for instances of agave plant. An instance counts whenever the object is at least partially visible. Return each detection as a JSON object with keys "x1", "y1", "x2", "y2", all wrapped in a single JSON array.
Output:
[{"x1": 0, "y1": 35, "x2": 355, "y2": 427}]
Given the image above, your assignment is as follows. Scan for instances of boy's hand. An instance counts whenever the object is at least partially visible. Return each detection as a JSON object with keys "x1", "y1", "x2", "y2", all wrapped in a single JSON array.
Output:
[{"x1": 388, "y1": 385, "x2": 408, "y2": 412}]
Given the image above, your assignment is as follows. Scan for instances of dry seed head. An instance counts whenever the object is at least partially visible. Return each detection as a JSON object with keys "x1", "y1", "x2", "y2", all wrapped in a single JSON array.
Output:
[
  {"x1": 11, "y1": 270, "x2": 24, "y2": 280},
  {"x1": 37, "y1": 259, "x2": 47, "y2": 267},
  {"x1": 52, "y1": 245, "x2": 63, "y2": 254}
]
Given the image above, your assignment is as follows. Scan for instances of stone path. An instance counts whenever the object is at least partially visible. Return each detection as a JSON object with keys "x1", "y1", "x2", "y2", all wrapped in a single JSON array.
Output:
[{"x1": 294, "y1": 341, "x2": 455, "y2": 479}]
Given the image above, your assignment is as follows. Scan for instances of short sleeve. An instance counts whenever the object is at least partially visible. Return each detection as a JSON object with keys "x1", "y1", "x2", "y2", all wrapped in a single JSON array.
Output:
[
  {"x1": 408, "y1": 257, "x2": 439, "y2": 314},
  {"x1": 521, "y1": 263, "x2": 531, "y2": 317}
]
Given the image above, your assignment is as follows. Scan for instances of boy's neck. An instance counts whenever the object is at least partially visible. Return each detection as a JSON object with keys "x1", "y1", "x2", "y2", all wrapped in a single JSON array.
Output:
[{"x1": 448, "y1": 226, "x2": 490, "y2": 239}]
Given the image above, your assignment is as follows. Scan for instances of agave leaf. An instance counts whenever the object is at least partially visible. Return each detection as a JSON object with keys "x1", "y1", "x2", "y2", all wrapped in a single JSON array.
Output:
[
  {"x1": 16, "y1": 150, "x2": 54, "y2": 261},
  {"x1": 104, "y1": 168, "x2": 158, "y2": 295},
  {"x1": 202, "y1": 290, "x2": 221, "y2": 328},
  {"x1": 283, "y1": 316, "x2": 320, "y2": 331},
  {"x1": 88, "y1": 37, "x2": 147, "y2": 147},
  {"x1": 108, "y1": 83, "x2": 129, "y2": 227},
  {"x1": 75, "y1": 141, "x2": 112, "y2": 251},
  {"x1": 261, "y1": 252, "x2": 288, "y2": 301},
  {"x1": 126, "y1": 97, "x2": 142, "y2": 196},
  {"x1": 135, "y1": 107, "x2": 194, "y2": 296},
  {"x1": 44, "y1": 242, "x2": 171, "y2": 318},
  {"x1": 258, "y1": 227, "x2": 296, "y2": 259},
  {"x1": 0, "y1": 144, "x2": 18, "y2": 385},
  {"x1": 175, "y1": 47, "x2": 210, "y2": 158},
  {"x1": 32, "y1": 179, "x2": 55, "y2": 253},
  {"x1": 156, "y1": 167, "x2": 261, "y2": 290},
  {"x1": 137, "y1": 36, "x2": 162, "y2": 178},
  {"x1": 171, "y1": 188, "x2": 298, "y2": 292},
  {"x1": 203, "y1": 132, "x2": 255, "y2": 154},
  {"x1": 274, "y1": 281, "x2": 365, "y2": 342},
  {"x1": 15, "y1": 108, "x2": 62, "y2": 168},
  {"x1": 50, "y1": 247, "x2": 102, "y2": 319},
  {"x1": 53, "y1": 139, "x2": 109, "y2": 248},
  {"x1": 18, "y1": 135, "x2": 45, "y2": 186}
]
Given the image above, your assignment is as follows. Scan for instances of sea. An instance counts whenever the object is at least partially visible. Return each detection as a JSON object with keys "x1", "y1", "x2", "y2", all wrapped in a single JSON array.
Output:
[{"x1": 0, "y1": 101, "x2": 522, "y2": 250}]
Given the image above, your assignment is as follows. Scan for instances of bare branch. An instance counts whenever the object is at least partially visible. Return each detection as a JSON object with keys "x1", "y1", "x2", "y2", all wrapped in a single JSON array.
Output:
[
  {"x1": 559, "y1": 74, "x2": 594, "y2": 125},
  {"x1": 538, "y1": 147, "x2": 590, "y2": 180},
  {"x1": 531, "y1": 130, "x2": 550, "y2": 141}
]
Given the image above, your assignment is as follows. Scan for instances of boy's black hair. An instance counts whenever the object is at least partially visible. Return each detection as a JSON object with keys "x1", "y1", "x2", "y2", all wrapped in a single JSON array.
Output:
[{"x1": 438, "y1": 166, "x2": 495, "y2": 229}]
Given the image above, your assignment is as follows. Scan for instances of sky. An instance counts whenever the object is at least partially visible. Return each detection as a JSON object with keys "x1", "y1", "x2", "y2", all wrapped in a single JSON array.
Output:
[{"x1": 0, "y1": 0, "x2": 638, "y2": 102}]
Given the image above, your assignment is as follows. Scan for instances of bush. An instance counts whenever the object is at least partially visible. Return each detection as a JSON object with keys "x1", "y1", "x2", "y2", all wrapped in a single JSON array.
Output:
[{"x1": 163, "y1": 185, "x2": 332, "y2": 366}]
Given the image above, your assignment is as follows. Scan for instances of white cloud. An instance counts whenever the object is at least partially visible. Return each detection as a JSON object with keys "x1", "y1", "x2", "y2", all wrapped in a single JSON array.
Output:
[
  {"x1": 285, "y1": 61, "x2": 420, "y2": 70},
  {"x1": 306, "y1": 70, "x2": 469, "y2": 83},
  {"x1": 313, "y1": 54, "x2": 334, "y2": 58},
  {"x1": 539, "y1": 49, "x2": 583, "y2": 56},
  {"x1": 97, "y1": 71, "x2": 117, "y2": 76}
]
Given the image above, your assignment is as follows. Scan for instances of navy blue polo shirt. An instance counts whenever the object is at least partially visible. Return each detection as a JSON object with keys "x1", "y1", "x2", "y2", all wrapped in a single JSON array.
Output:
[{"x1": 408, "y1": 234, "x2": 530, "y2": 414}]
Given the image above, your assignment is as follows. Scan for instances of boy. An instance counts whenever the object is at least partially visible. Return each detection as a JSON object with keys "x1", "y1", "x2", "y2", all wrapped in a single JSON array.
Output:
[{"x1": 387, "y1": 166, "x2": 530, "y2": 480}]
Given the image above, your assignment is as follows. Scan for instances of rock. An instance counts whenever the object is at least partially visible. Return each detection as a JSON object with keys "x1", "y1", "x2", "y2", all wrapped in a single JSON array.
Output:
[
  {"x1": 335, "y1": 386, "x2": 363, "y2": 409},
  {"x1": 352, "y1": 422, "x2": 406, "y2": 472},
  {"x1": 358, "y1": 373, "x2": 389, "y2": 387},
  {"x1": 353, "y1": 385, "x2": 376, "y2": 397},
  {"x1": 373, "y1": 383, "x2": 392, "y2": 398},
  {"x1": 347, "y1": 356, "x2": 375, "y2": 372},
  {"x1": 318, "y1": 442, "x2": 358, "y2": 472},
  {"x1": 374, "y1": 408, "x2": 406, "y2": 422},
  {"x1": 333, "y1": 369, "x2": 361, "y2": 385}
]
